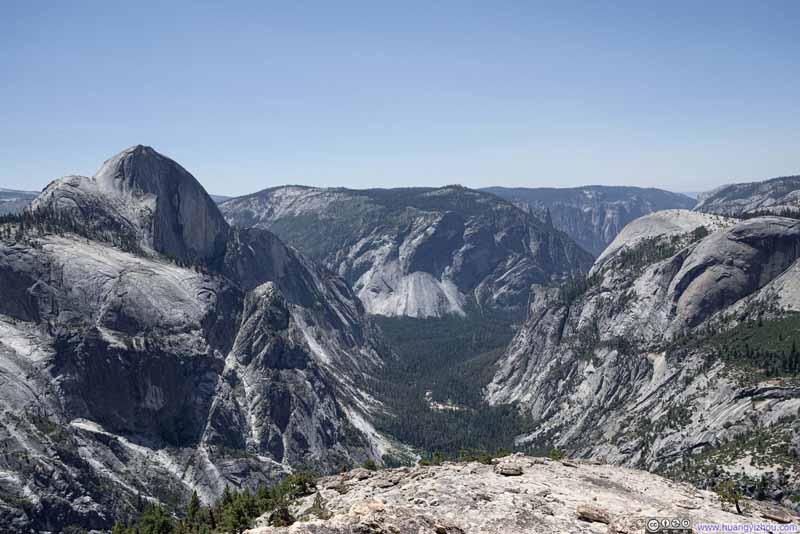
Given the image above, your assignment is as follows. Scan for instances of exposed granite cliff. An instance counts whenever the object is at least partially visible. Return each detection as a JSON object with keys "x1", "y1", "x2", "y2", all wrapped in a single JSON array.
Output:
[
  {"x1": 31, "y1": 145, "x2": 229, "y2": 265},
  {"x1": 220, "y1": 186, "x2": 592, "y2": 318},
  {"x1": 487, "y1": 210, "x2": 800, "y2": 507},
  {"x1": 0, "y1": 147, "x2": 395, "y2": 532}
]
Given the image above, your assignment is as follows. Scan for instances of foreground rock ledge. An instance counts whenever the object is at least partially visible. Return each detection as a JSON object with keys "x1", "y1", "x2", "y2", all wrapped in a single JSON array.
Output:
[{"x1": 245, "y1": 454, "x2": 798, "y2": 533}]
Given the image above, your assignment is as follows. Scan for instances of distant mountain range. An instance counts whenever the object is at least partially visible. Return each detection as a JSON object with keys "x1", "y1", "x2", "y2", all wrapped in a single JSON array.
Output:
[
  {"x1": 210, "y1": 193, "x2": 232, "y2": 203},
  {"x1": 696, "y1": 174, "x2": 800, "y2": 216},
  {"x1": 217, "y1": 184, "x2": 698, "y2": 261},
  {"x1": 0, "y1": 187, "x2": 38, "y2": 215},
  {"x1": 482, "y1": 186, "x2": 695, "y2": 256}
]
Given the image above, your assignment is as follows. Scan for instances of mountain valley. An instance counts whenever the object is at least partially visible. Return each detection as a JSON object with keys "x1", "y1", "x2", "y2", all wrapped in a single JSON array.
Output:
[
  {"x1": 2, "y1": 152, "x2": 800, "y2": 532},
  {"x1": 219, "y1": 185, "x2": 593, "y2": 319}
]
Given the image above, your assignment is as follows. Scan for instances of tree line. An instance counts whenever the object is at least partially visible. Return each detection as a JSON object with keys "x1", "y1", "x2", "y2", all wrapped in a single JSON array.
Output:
[
  {"x1": 0, "y1": 208, "x2": 144, "y2": 255},
  {"x1": 111, "y1": 472, "x2": 317, "y2": 534}
]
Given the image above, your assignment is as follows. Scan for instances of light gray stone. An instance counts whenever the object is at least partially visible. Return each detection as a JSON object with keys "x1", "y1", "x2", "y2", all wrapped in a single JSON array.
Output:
[
  {"x1": 243, "y1": 456, "x2": 795, "y2": 534},
  {"x1": 220, "y1": 185, "x2": 593, "y2": 318}
]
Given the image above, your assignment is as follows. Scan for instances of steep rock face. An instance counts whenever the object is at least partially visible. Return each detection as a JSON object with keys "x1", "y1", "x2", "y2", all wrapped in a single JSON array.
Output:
[
  {"x1": 668, "y1": 218, "x2": 800, "y2": 328},
  {"x1": 220, "y1": 186, "x2": 592, "y2": 318},
  {"x1": 205, "y1": 282, "x2": 370, "y2": 471},
  {"x1": 224, "y1": 227, "x2": 385, "y2": 382},
  {"x1": 32, "y1": 145, "x2": 229, "y2": 264},
  {"x1": 484, "y1": 186, "x2": 694, "y2": 256},
  {"x1": 696, "y1": 175, "x2": 800, "y2": 216},
  {"x1": 0, "y1": 147, "x2": 394, "y2": 532},
  {"x1": 244, "y1": 456, "x2": 797, "y2": 534},
  {"x1": 487, "y1": 210, "x2": 800, "y2": 504},
  {"x1": 0, "y1": 240, "x2": 236, "y2": 531}
]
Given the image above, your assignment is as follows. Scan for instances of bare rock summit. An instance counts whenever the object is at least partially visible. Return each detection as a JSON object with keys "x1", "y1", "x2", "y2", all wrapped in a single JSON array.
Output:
[{"x1": 244, "y1": 455, "x2": 797, "y2": 534}]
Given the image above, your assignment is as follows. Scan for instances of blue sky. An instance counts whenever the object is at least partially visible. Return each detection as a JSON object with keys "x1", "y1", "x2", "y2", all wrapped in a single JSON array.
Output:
[{"x1": 2, "y1": 1, "x2": 799, "y2": 195}]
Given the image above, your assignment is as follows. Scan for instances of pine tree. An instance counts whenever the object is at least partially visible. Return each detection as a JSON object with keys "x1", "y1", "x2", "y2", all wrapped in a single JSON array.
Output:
[
  {"x1": 186, "y1": 491, "x2": 200, "y2": 524},
  {"x1": 138, "y1": 504, "x2": 174, "y2": 534},
  {"x1": 221, "y1": 495, "x2": 251, "y2": 534},
  {"x1": 220, "y1": 485, "x2": 233, "y2": 507}
]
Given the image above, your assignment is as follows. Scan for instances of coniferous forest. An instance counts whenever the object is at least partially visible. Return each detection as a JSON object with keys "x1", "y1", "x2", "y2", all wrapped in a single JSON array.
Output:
[{"x1": 370, "y1": 308, "x2": 534, "y2": 460}]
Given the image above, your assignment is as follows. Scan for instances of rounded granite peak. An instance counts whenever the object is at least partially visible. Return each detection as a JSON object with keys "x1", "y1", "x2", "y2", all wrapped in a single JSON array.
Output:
[
  {"x1": 95, "y1": 144, "x2": 190, "y2": 192},
  {"x1": 34, "y1": 145, "x2": 230, "y2": 265},
  {"x1": 595, "y1": 208, "x2": 735, "y2": 266}
]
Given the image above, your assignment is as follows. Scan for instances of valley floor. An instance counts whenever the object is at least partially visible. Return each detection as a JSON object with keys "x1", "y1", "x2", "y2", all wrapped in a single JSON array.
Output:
[{"x1": 370, "y1": 311, "x2": 532, "y2": 459}]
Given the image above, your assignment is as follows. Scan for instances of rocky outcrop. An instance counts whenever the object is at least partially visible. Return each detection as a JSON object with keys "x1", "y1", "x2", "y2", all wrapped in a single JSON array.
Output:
[
  {"x1": 484, "y1": 186, "x2": 695, "y2": 256},
  {"x1": 594, "y1": 209, "x2": 732, "y2": 265},
  {"x1": 669, "y1": 217, "x2": 800, "y2": 327},
  {"x1": 243, "y1": 455, "x2": 797, "y2": 533},
  {"x1": 696, "y1": 175, "x2": 800, "y2": 216},
  {"x1": 220, "y1": 185, "x2": 592, "y2": 318},
  {"x1": 487, "y1": 210, "x2": 800, "y2": 505},
  {"x1": 0, "y1": 147, "x2": 396, "y2": 532},
  {"x1": 203, "y1": 281, "x2": 375, "y2": 473}
]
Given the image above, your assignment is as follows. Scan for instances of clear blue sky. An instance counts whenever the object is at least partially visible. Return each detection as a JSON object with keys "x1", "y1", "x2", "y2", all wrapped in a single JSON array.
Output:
[{"x1": 2, "y1": 1, "x2": 799, "y2": 195}]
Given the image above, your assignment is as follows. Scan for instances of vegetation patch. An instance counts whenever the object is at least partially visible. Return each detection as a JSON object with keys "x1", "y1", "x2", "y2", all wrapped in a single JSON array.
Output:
[
  {"x1": 659, "y1": 425, "x2": 799, "y2": 502},
  {"x1": 372, "y1": 308, "x2": 534, "y2": 457},
  {"x1": 113, "y1": 472, "x2": 318, "y2": 534},
  {"x1": 739, "y1": 208, "x2": 800, "y2": 221},
  {"x1": 557, "y1": 272, "x2": 600, "y2": 306},
  {"x1": 707, "y1": 314, "x2": 800, "y2": 378}
]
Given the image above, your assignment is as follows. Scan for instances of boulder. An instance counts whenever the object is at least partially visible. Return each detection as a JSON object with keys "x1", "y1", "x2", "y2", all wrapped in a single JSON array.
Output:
[
  {"x1": 576, "y1": 504, "x2": 613, "y2": 524},
  {"x1": 494, "y1": 463, "x2": 523, "y2": 476}
]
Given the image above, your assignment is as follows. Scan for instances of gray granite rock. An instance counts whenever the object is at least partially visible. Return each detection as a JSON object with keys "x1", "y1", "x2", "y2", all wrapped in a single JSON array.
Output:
[
  {"x1": 0, "y1": 146, "x2": 399, "y2": 532},
  {"x1": 244, "y1": 457, "x2": 797, "y2": 533},
  {"x1": 220, "y1": 185, "x2": 592, "y2": 318},
  {"x1": 32, "y1": 145, "x2": 229, "y2": 264},
  {"x1": 487, "y1": 210, "x2": 800, "y2": 503},
  {"x1": 696, "y1": 174, "x2": 800, "y2": 216},
  {"x1": 484, "y1": 186, "x2": 695, "y2": 256}
]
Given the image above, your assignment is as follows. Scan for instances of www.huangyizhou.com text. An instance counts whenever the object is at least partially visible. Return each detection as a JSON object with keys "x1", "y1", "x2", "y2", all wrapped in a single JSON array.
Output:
[{"x1": 695, "y1": 523, "x2": 799, "y2": 533}]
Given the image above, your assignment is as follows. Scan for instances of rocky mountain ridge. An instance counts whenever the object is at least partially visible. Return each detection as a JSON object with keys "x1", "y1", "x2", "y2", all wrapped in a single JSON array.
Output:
[
  {"x1": 32, "y1": 145, "x2": 230, "y2": 265},
  {"x1": 696, "y1": 175, "x2": 800, "y2": 216},
  {"x1": 220, "y1": 185, "x2": 592, "y2": 318},
  {"x1": 0, "y1": 146, "x2": 397, "y2": 532},
  {"x1": 0, "y1": 188, "x2": 38, "y2": 216},
  {"x1": 483, "y1": 185, "x2": 695, "y2": 256},
  {"x1": 486, "y1": 208, "x2": 800, "y2": 508}
]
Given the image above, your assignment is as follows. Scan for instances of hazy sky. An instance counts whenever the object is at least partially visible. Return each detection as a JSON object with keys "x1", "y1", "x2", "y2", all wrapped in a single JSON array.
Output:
[{"x1": 2, "y1": 1, "x2": 799, "y2": 196}]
